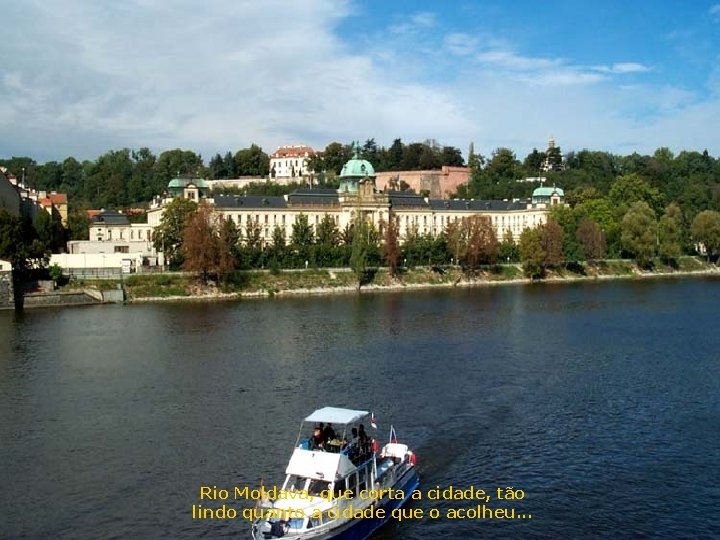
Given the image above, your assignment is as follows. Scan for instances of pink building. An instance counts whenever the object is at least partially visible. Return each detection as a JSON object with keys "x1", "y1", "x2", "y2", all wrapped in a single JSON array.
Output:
[{"x1": 375, "y1": 166, "x2": 470, "y2": 199}]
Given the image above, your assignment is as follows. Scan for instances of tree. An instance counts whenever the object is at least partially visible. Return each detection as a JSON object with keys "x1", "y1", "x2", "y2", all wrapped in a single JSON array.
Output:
[
  {"x1": 382, "y1": 217, "x2": 400, "y2": 277},
  {"x1": 519, "y1": 227, "x2": 546, "y2": 278},
  {"x1": 220, "y1": 216, "x2": 241, "y2": 264},
  {"x1": 690, "y1": 210, "x2": 720, "y2": 263},
  {"x1": 269, "y1": 225, "x2": 286, "y2": 268},
  {"x1": 181, "y1": 203, "x2": 232, "y2": 282},
  {"x1": 323, "y1": 142, "x2": 352, "y2": 175},
  {"x1": 154, "y1": 149, "x2": 205, "y2": 185},
  {"x1": 658, "y1": 203, "x2": 684, "y2": 265},
  {"x1": 576, "y1": 218, "x2": 606, "y2": 262},
  {"x1": 609, "y1": 173, "x2": 664, "y2": 215},
  {"x1": 315, "y1": 214, "x2": 340, "y2": 267},
  {"x1": 350, "y1": 217, "x2": 370, "y2": 288},
  {"x1": 540, "y1": 219, "x2": 564, "y2": 269},
  {"x1": 153, "y1": 197, "x2": 198, "y2": 269},
  {"x1": 234, "y1": 144, "x2": 270, "y2": 176},
  {"x1": 0, "y1": 210, "x2": 27, "y2": 270},
  {"x1": 621, "y1": 201, "x2": 657, "y2": 267},
  {"x1": 290, "y1": 213, "x2": 314, "y2": 266},
  {"x1": 498, "y1": 229, "x2": 519, "y2": 262},
  {"x1": 464, "y1": 216, "x2": 497, "y2": 270}
]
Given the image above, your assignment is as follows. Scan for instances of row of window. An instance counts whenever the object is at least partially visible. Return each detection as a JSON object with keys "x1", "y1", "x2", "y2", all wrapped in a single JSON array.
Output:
[{"x1": 97, "y1": 228, "x2": 152, "y2": 241}]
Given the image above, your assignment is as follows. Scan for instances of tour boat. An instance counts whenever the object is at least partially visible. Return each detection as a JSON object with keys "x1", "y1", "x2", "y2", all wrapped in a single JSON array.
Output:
[{"x1": 250, "y1": 407, "x2": 419, "y2": 539}]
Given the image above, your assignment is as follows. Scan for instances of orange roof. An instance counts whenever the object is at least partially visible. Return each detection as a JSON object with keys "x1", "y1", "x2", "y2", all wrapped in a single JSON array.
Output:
[
  {"x1": 271, "y1": 145, "x2": 316, "y2": 158},
  {"x1": 86, "y1": 209, "x2": 102, "y2": 219},
  {"x1": 39, "y1": 198, "x2": 53, "y2": 208},
  {"x1": 48, "y1": 193, "x2": 67, "y2": 204}
]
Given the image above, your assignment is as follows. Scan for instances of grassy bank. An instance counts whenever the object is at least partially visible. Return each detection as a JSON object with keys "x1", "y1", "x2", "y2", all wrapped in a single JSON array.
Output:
[{"x1": 108, "y1": 256, "x2": 717, "y2": 302}]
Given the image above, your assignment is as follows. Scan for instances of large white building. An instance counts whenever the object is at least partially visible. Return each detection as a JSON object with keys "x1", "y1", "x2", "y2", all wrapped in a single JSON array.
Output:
[
  {"x1": 269, "y1": 145, "x2": 316, "y2": 183},
  {"x1": 147, "y1": 146, "x2": 562, "y2": 250}
]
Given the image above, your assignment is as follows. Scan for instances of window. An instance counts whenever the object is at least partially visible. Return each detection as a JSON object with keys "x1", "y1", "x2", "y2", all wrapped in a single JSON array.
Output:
[
  {"x1": 114, "y1": 246, "x2": 129, "y2": 253},
  {"x1": 130, "y1": 230, "x2": 134, "y2": 240}
]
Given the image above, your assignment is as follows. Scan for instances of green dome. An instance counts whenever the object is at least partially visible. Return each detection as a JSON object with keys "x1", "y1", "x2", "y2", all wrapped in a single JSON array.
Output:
[
  {"x1": 168, "y1": 177, "x2": 208, "y2": 189},
  {"x1": 340, "y1": 158, "x2": 375, "y2": 179}
]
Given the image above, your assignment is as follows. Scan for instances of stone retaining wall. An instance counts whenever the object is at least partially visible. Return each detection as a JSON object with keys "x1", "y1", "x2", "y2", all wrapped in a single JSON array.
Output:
[
  {"x1": 23, "y1": 291, "x2": 101, "y2": 308},
  {"x1": 0, "y1": 271, "x2": 14, "y2": 309}
]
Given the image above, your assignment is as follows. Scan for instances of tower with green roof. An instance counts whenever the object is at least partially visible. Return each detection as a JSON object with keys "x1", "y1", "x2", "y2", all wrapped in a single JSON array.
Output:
[{"x1": 338, "y1": 141, "x2": 376, "y2": 195}]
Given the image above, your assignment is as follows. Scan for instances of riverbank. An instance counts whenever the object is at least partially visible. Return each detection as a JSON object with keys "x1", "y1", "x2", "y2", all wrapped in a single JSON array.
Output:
[{"x1": 113, "y1": 257, "x2": 719, "y2": 303}]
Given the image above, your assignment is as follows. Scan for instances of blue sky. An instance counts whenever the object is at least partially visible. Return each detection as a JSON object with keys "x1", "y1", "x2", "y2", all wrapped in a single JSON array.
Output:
[{"x1": 2, "y1": 0, "x2": 720, "y2": 163}]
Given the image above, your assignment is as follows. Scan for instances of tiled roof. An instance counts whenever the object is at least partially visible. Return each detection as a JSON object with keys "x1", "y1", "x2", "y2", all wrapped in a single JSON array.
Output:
[
  {"x1": 90, "y1": 211, "x2": 130, "y2": 225},
  {"x1": 428, "y1": 199, "x2": 529, "y2": 211},
  {"x1": 48, "y1": 193, "x2": 67, "y2": 204},
  {"x1": 214, "y1": 194, "x2": 288, "y2": 209},
  {"x1": 271, "y1": 145, "x2": 316, "y2": 158}
]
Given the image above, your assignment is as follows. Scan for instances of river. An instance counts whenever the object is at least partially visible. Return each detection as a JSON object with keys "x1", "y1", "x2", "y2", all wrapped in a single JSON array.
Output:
[{"x1": 1, "y1": 278, "x2": 719, "y2": 539}]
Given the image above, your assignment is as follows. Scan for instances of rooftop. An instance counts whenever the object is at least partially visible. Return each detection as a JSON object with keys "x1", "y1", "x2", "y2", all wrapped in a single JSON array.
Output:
[{"x1": 304, "y1": 407, "x2": 369, "y2": 425}]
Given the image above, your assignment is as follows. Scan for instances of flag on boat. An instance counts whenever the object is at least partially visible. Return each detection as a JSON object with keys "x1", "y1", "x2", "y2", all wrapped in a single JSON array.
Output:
[
  {"x1": 370, "y1": 413, "x2": 377, "y2": 429},
  {"x1": 389, "y1": 425, "x2": 397, "y2": 444}
]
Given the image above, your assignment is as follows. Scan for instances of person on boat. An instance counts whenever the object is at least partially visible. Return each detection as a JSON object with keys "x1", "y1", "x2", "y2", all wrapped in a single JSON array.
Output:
[
  {"x1": 323, "y1": 423, "x2": 336, "y2": 442},
  {"x1": 358, "y1": 424, "x2": 369, "y2": 456},
  {"x1": 270, "y1": 519, "x2": 288, "y2": 537},
  {"x1": 312, "y1": 426, "x2": 324, "y2": 450}
]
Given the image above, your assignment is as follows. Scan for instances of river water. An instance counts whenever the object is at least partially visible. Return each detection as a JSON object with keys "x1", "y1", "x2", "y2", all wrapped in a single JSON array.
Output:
[{"x1": 1, "y1": 278, "x2": 719, "y2": 539}]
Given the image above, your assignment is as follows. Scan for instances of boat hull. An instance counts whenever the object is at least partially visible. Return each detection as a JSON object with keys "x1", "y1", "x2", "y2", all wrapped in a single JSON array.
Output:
[{"x1": 252, "y1": 467, "x2": 419, "y2": 540}]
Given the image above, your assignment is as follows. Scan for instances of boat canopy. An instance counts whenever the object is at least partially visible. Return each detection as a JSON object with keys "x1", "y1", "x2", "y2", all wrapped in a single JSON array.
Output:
[{"x1": 304, "y1": 407, "x2": 368, "y2": 425}]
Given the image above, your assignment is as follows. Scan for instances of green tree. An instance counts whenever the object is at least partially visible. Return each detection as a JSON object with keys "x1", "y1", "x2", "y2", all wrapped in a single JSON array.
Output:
[
  {"x1": 350, "y1": 218, "x2": 369, "y2": 288},
  {"x1": 323, "y1": 142, "x2": 352, "y2": 176},
  {"x1": 690, "y1": 210, "x2": 720, "y2": 263},
  {"x1": 315, "y1": 214, "x2": 340, "y2": 267},
  {"x1": 498, "y1": 229, "x2": 519, "y2": 262},
  {"x1": 153, "y1": 197, "x2": 198, "y2": 269},
  {"x1": 621, "y1": 201, "x2": 657, "y2": 267},
  {"x1": 609, "y1": 173, "x2": 665, "y2": 215},
  {"x1": 154, "y1": 149, "x2": 205, "y2": 185},
  {"x1": 658, "y1": 203, "x2": 684, "y2": 265},
  {"x1": 0, "y1": 210, "x2": 27, "y2": 270},
  {"x1": 234, "y1": 144, "x2": 270, "y2": 176},
  {"x1": 519, "y1": 227, "x2": 546, "y2": 278},
  {"x1": 290, "y1": 213, "x2": 314, "y2": 266}
]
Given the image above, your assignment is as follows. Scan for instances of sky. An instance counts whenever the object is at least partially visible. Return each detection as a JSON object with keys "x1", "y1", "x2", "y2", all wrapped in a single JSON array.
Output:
[{"x1": 2, "y1": 0, "x2": 720, "y2": 163}]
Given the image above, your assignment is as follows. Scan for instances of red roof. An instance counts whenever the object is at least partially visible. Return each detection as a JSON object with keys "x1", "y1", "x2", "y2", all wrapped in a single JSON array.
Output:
[
  {"x1": 86, "y1": 209, "x2": 102, "y2": 219},
  {"x1": 48, "y1": 193, "x2": 67, "y2": 204},
  {"x1": 271, "y1": 145, "x2": 316, "y2": 158}
]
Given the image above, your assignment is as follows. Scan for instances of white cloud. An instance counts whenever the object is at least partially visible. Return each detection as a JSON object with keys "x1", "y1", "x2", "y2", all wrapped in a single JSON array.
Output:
[
  {"x1": 388, "y1": 11, "x2": 436, "y2": 35},
  {"x1": 0, "y1": 1, "x2": 718, "y2": 164},
  {"x1": 595, "y1": 62, "x2": 652, "y2": 74},
  {"x1": 710, "y1": 4, "x2": 720, "y2": 21}
]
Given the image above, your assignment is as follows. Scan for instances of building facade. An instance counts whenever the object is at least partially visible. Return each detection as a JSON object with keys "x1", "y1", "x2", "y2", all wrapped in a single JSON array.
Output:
[
  {"x1": 269, "y1": 145, "x2": 316, "y2": 183},
  {"x1": 144, "y1": 146, "x2": 563, "y2": 260}
]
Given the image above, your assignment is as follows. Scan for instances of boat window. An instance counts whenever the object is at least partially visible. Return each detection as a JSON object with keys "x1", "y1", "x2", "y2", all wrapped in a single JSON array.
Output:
[
  {"x1": 308, "y1": 479, "x2": 328, "y2": 496},
  {"x1": 358, "y1": 467, "x2": 367, "y2": 493},
  {"x1": 322, "y1": 510, "x2": 336, "y2": 524},
  {"x1": 307, "y1": 515, "x2": 321, "y2": 529},
  {"x1": 284, "y1": 475, "x2": 305, "y2": 491},
  {"x1": 347, "y1": 473, "x2": 357, "y2": 496},
  {"x1": 287, "y1": 518, "x2": 304, "y2": 530},
  {"x1": 333, "y1": 478, "x2": 346, "y2": 498}
]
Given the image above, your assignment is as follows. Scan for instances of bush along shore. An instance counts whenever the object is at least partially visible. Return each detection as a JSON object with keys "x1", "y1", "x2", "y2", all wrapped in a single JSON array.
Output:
[{"x1": 66, "y1": 257, "x2": 719, "y2": 303}]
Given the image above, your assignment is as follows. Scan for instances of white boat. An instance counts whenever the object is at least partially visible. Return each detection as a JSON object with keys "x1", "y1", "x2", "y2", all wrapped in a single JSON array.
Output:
[{"x1": 251, "y1": 407, "x2": 419, "y2": 539}]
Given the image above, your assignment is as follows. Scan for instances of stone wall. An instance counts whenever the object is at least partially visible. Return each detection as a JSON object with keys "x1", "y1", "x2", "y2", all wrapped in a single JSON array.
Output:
[
  {"x1": 0, "y1": 272, "x2": 14, "y2": 310},
  {"x1": 23, "y1": 291, "x2": 101, "y2": 308},
  {"x1": 375, "y1": 166, "x2": 470, "y2": 199}
]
